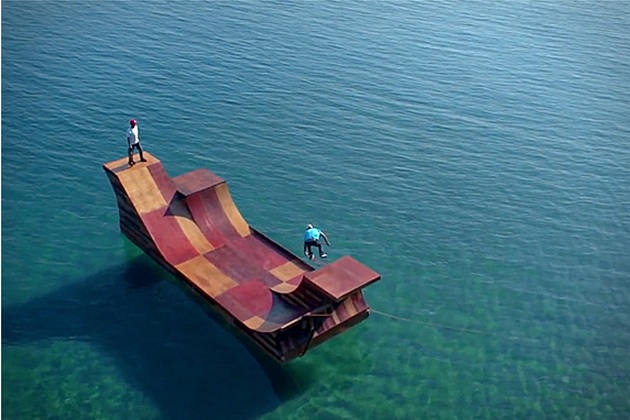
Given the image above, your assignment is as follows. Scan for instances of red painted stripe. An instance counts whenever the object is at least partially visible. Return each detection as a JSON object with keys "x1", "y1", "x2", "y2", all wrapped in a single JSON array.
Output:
[
  {"x1": 204, "y1": 246, "x2": 282, "y2": 289},
  {"x1": 142, "y1": 208, "x2": 199, "y2": 265},
  {"x1": 216, "y1": 280, "x2": 272, "y2": 321},
  {"x1": 230, "y1": 233, "x2": 291, "y2": 271},
  {"x1": 192, "y1": 188, "x2": 241, "y2": 241},
  {"x1": 147, "y1": 163, "x2": 177, "y2": 204},
  {"x1": 185, "y1": 191, "x2": 228, "y2": 248}
]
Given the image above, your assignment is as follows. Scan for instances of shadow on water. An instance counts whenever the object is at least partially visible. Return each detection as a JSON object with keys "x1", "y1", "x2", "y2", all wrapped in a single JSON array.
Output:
[{"x1": 2, "y1": 252, "x2": 315, "y2": 419}]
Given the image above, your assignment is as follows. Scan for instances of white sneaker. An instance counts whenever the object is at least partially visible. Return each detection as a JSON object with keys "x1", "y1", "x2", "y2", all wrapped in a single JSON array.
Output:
[{"x1": 320, "y1": 253, "x2": 327, "y2": 258}]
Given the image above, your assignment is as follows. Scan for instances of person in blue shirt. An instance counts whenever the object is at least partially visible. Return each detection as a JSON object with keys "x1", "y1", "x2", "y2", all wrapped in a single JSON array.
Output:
[{"x1": 303, "y1": 224, "x2": 331, "y2": 260}]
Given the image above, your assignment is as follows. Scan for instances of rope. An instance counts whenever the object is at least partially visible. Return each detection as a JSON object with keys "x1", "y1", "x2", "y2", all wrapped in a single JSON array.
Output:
[
  {"x1": 370, "y1": 308, "x2": 623, "y2": 380},
  {"x1": 370, "y1": 308, "x2": 539, "y2": 343}
]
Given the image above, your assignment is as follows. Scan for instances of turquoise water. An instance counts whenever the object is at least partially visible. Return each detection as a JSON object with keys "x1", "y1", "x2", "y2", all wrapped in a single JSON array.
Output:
[{"x1": 3, "y1": 1, "x2": 630, "y2": 418}]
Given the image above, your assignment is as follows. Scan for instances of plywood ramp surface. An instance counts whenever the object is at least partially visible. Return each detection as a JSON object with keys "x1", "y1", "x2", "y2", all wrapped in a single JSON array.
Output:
[{"x1": 103, "y1": 152, "x2": 380, "y2": 353}]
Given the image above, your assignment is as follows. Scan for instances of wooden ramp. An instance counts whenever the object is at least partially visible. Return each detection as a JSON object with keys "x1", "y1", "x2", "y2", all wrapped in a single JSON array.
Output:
[{"x1": 103, "y1": 152, "x2": 380, "y2": 362}]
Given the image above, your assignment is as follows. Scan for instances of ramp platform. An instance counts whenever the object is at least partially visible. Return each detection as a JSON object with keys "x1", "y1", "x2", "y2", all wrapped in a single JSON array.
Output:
[{"x1": 103, "y1": 153, "x2": 380, "y2": 362}]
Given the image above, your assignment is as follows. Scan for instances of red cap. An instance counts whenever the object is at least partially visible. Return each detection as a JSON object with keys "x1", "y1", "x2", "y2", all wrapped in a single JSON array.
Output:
[{"x1": 129, "y1": 119, "x2": 137, "y2": 126}]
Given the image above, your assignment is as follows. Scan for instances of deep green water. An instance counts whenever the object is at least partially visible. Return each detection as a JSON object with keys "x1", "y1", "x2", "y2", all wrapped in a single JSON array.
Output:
[{"x1": 3, "y1": 1, "x2": 630, "y2": 419}]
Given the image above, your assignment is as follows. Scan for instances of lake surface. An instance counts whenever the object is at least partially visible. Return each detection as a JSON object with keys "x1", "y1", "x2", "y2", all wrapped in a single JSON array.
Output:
[{"x1": 3, "y1": 1, "x2": 629, "y2": 418}]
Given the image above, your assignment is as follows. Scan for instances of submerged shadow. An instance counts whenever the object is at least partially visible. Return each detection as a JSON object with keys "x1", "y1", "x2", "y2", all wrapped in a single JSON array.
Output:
[{"x1": 2, "y1": 253, "x2": 314, "y2": 419}]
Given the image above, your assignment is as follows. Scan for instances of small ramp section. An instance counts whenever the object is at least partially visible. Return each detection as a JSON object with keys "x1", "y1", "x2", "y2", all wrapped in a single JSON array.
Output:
[
  {"x1": 304, "y1": 256, "x2": 381, "y2": 302},
  {"x1": 174, "y1": 169, "x2": 250, "y2": 247}
]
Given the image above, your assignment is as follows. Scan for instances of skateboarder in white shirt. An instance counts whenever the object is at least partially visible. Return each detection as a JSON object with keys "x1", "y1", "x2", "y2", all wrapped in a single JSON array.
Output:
[{"x1": 127, "y1": 119, "x2": 147, "y2": 166}]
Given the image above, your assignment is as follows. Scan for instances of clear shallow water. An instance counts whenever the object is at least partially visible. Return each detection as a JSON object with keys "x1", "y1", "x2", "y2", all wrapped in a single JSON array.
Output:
[{"x1": 3, "y1": 1, "x2": 629, "y2": 418}]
